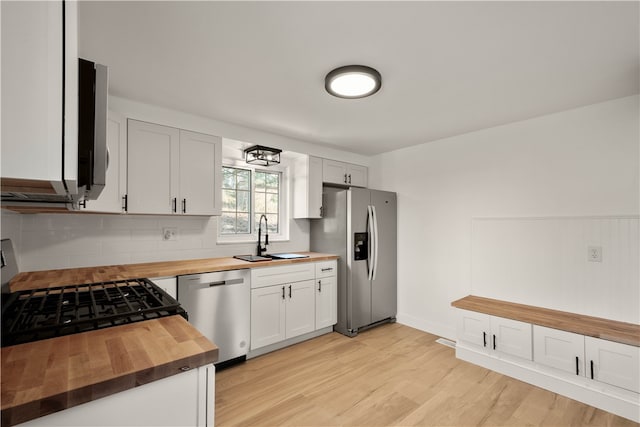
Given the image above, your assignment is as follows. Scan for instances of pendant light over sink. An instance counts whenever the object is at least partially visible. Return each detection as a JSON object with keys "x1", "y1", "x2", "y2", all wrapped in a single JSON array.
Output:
[{"x1": 325, "y1": 65, "x2": 382, "y2": 99}]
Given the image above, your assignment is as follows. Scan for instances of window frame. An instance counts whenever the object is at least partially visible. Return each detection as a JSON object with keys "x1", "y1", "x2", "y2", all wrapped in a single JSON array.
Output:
[{"x1": 217, "y1": 160, "x2": 289, "y2": 244}]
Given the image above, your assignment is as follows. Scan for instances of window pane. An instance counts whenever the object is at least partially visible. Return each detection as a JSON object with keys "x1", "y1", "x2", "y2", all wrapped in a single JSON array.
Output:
[
  {"x1": 265, "y1": 173, "x2": 278, "y2": 191},
  {"x1": 255, "y1": 172, "x2": 266, "y2": 193},
  {"x1": 266, "y1": 193, "x2": 278, "y2": 213},
  {"x1": 220, "y1": 213, "x2": 236, "y2": 234},
  {"x1": 237, "y1": 213, "x2": 250, "y2": 234},
  {"x1": 237, "y1": 190, "x2": 250, "y2": 213},
  {"x1": 254, "y1": 193, "x2": 266, "y2": 213},
  {"x1": 222, "y1": 189, "x2": 236, "y2": 211},
  {"x1": 237, "y1": 170, "x2": 250, "y2": 190},
  {"x1": 266, "y1": 214, "x2": 278, "y2": 233},
  {"x1": 223, "y1": 168, "x2": 235, "y2": 189}
]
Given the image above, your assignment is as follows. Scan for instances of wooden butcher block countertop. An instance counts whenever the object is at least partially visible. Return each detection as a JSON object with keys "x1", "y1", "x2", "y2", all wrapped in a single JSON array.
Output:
[
  {"x1": 1, "y1": 315, "x2": 218, "y2": 427},
  {"x1": 10, "y1": 252, "x2": 338, "y2": 292},
  {"x1": 452, "y1": 295, "x2": 640, "y2": 347}
]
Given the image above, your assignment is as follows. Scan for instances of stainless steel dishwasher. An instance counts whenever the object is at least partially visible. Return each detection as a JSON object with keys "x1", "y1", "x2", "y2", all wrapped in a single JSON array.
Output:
[{"x1": 178, "y1": 269, "x2": 250, "y2": 365}]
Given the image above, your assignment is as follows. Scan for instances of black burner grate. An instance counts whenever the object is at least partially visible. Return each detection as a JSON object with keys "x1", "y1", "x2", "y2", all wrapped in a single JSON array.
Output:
[{"x1": 1, "y1": 278, "x2": 187, "y2": 347}]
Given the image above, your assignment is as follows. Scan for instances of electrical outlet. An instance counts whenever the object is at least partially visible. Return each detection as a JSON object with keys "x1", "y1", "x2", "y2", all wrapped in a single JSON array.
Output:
[
  {"x1": 587, "y1": 246, "x2": 602, "y2": 262},
  {"x1": 162, "y1": 227, "x2": 178, "y2": 241}
]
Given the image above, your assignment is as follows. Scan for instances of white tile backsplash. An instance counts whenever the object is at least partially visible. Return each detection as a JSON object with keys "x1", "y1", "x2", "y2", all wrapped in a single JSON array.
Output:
[{"x1": 1, "y1": 210, "x2": 310, "y2": 272}]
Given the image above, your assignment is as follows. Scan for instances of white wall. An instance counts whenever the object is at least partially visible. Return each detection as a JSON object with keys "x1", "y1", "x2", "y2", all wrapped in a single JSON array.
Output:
[
  {"x1": 369, "y1": 95, "x2": 640, "y2": 339},
  {"x1": 1, "y1": 96, "x2": 369, "y2": 272}
]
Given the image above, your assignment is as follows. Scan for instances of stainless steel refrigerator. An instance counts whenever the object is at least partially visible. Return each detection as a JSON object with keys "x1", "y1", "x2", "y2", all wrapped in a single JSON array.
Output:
[{"x1": 311, "y1": 186, "x2": 397, "y2": 337}]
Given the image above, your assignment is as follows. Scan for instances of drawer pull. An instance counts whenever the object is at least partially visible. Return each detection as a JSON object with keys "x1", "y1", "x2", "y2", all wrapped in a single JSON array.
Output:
[{"x1": 321, "y1": 267, "x2": 333, "y2": 272}]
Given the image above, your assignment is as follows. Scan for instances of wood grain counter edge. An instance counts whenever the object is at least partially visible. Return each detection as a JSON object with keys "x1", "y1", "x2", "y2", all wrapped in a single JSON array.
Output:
[
  {"x1": 1, "y1": 316, "x2": 218, "y2": 427},
  {"x1": 452, "y1": 295, "x2": 640, "y2": 347},
  {"x1": 10, "y1": 252, "x2": 339, "y2": 292}
]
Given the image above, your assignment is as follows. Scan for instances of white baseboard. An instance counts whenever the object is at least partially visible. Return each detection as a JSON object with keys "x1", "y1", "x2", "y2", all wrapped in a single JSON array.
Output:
[
  {"x1": 456, "y1": 343, "x2": 640, "y2": 423},
  {"x1": 396, "y1": 312, "x2": 456, "y2": 341}
]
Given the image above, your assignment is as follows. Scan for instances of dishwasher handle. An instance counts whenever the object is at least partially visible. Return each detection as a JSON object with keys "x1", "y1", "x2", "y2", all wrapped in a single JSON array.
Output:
[{"x1": 207, "y1": 278, "x2": 244, "y2": 287}]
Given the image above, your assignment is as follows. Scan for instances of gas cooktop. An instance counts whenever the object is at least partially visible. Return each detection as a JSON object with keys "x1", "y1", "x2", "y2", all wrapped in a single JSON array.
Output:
[{"x1": 1, "y1": 278, "x2": 187, "y2": 347}]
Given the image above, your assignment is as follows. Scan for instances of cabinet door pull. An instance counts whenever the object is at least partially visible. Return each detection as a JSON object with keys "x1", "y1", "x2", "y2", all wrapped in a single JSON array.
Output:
[
  {"x1": 318, "y1": 280, "x2": 322, "y2": 292},
  {"x1": 343, "y1": 173, "x2": 347, "y2": 183},
  {"x1": 172, "y1": 198, "x2": 177, "y2": 213},
  {"x1": 288, "y1": 285, "x2": 292, "y2": 299},
  {"x1": 348, "y1": 174, "x2": 352, "y2": 184},
  {"x1": 281, "y1": 286, "x2": 285, "y2": 300},
  {"x1": 483, "y1": 331, "x2": 487, "y2": 347},
  {"x1": 122, "y1": 194, "x2": 128, "y2": 212},
  {"x1": 319, "y1": 206, "x2": 323, "y2": 217},
  {"x1": 493, "y1": 334, "x2": 496, "y2": 350},
  {"x1": 182, "y1": 198, "x2": 187, "y2": 214},
  {"x1": 575, "y1": 356, "x2": 579, "y2": 375},
  {"x1": 590, "y1": 360, "x2": 594, "y2": 379}
]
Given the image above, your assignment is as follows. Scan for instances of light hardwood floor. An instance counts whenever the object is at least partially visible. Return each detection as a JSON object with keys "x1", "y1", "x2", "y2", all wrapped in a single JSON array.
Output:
[{"x1": 215, "y1": 323, "x2": 637, "y2": 426}]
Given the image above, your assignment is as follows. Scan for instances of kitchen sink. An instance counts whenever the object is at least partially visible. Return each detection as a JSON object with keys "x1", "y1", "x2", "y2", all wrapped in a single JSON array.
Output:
[
  {"x1": 264, "y1": 253, "x2": 309, "y2": 260},
  {"x1": 233, "y1": 255, "x2": 272, "y2": 262}
]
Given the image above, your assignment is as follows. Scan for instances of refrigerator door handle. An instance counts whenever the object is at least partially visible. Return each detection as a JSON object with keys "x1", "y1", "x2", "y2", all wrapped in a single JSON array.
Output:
[
  {"x1": 371, "y1": 205, "x2": 379, "y2": 281},
  {"x1": 367, "y1": 205, "x2": 375, "y2": 281}
]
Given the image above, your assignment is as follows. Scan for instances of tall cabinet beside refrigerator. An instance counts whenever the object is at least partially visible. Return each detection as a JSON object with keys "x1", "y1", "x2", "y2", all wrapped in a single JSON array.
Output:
[{"x1": 311, "y1": 186, "x2": 397, "y2": 337}]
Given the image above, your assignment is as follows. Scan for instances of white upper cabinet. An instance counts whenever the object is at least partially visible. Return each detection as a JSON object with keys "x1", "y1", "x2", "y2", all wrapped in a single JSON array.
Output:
[
  {"x1": 178, "y1": 130, "x2": 222, "y2": 215},
  {"x1": 127, "y1": 120, "x2": 221, "y2": 215},
  {"x1": 127, "y1": 120, "x2": 179, "y2": 214},
  {"x1": 1, "y1": 1, "x2": 77, "y2": 193},
  {"x1": 292, "y1": 155, "x2": 323, "y2": 219},
  {"x1": 83, "y1": 112, "x2": 127, "y2": 213},
  {"x1": 322, "y1": 159, "x2": 368, "y2": 188}
]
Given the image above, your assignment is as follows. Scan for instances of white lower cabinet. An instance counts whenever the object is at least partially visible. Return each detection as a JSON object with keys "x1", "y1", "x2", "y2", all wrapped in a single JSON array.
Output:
[
  {"x1": 533, "y1": 325, "x2": 639, "y2": 393},
  {"x1": 457, "y1": 307, "x2": 640, "y2": 422},
  {"x1": 585, "y1": 336, "x2": 640, "y2": 393},
  {"x1": 285, "y1": 280, "x2": 316, "y2": 338},
  {"x1": 534, "y1": 325, "x2": 585, "y2": 376},
  {"x1": 315, "y1": 275, "x2": 337, "y2": 329},
  {"x1": 250, "y1": 261, "x2": 337, "y2": 352},
  {"x1": 457, "y1": 310, "x2": 532, "y2": 360},
  {"x1": 251, "y1": 284, "x2": 286, "y2": 349}
]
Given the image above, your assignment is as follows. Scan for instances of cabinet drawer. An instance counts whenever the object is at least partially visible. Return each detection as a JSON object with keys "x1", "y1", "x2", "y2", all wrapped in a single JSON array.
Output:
[
  {"x1": 251, "y1": 263, "x2": 315, "y2": 289},
  {"x1": 315, "y1": 260, "x2": 337, "y2": 278}
]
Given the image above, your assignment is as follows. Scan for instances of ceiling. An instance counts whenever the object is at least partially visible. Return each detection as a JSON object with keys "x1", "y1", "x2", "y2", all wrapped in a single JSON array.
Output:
[{"x1": 78, "y1": 1, "x2": 639, "y2": 156}]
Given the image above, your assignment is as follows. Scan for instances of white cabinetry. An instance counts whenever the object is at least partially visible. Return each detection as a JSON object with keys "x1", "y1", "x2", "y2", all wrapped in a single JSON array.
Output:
[
  {"x1": 83, "y1": 112, "x2": 127, "y2": 213},
  {"x1": 250, "y1": 263, "x2": 316, "y2": 350},
  {"x1": 533, "y1": 325, "x2": 639, "y2": 392},
  {"x1": 322, "y1": 159, "x2": 368, "y2": 188},
  {"x1": 1, "y1": 1, "x2": 78, "y2": 194},
  {"x1": 250, "y1": 261, "x2": 337, "y2": 352},
  {"x1": 533, "y1": 325, "x2": 585, "y2": 376},
  {"x1": 585, "y1": 336, "x2": 639, "y2": 393},
  {"x1": 127, "y1": 120, "x2": 221, "y2": 215},
  {"x1": 17, "y1": 364, "x2": 214, "y2": 427},
  {"x1": 292, "y1": 155, "x2": 323, "y2": 219},
  {"x1": 285, "y1": 280, "x2": 316, "y2": 339},
  {"x1": 315, "y1": 261, "x2": 337, "y2": 329},
  {"x1": 457, "y1": 310, "x2": 532, "y2": 360}
]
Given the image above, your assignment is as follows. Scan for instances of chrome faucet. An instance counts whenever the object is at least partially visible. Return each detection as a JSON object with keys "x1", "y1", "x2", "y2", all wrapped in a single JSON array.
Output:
[{"x1": 256, "y1": 214, "x2": 268, "y2": 256}]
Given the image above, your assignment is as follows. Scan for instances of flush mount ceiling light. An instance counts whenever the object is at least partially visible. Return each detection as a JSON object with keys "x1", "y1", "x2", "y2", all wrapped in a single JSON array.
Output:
[
  {"x1": 325, "y1": 65, "x2": 382, "y2": 99},
  {"x1": 244, "y1": 145, "x2": 282, "y2": 166}
]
